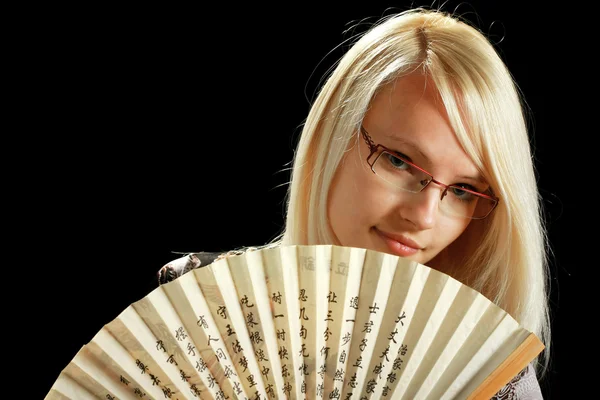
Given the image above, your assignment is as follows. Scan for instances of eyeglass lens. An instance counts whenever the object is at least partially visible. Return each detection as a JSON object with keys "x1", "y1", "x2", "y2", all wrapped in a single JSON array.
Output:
[{"x1": 372, "y1": 151, "x2": 496, "y2": 219}]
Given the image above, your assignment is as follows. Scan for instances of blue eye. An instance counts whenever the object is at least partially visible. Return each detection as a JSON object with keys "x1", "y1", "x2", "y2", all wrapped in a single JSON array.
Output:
[
  {"x1": 385, "y1": 153, "x2": 409, "y2": 170},
  {"x1": 449, "y1": 185, "x2": 477, "y2": 201}
]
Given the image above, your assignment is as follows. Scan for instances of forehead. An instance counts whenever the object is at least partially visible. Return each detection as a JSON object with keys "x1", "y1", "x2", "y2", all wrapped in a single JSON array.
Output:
[
  {"x1": 364, "y1": 73, "x2": 482, "y2": 181},
  {"x1": 368, "y1": 73, "x2": 448, "y2": 129}
]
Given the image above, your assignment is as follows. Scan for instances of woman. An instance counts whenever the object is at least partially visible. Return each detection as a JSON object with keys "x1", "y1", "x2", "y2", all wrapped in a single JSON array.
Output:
[{"x1": 159, "y1": 8, "x2": 551, "y2": 398}]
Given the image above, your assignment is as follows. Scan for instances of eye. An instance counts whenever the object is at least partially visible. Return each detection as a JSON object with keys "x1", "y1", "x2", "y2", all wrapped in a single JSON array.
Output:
[
  {"x1": 384, "y1": 152, "x2": 410, "y2": 170},
  {"x1": 449, "y1": 184, "x2": 478, "y2": 200}
]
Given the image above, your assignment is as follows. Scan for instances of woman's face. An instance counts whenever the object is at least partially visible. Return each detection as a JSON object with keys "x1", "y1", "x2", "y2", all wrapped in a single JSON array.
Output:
[{"x1": 328, "y1": 73, "x2": 486, "y2": 267}]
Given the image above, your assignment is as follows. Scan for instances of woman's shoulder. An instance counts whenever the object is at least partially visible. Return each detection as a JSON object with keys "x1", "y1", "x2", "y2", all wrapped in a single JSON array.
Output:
[
  {"x1": 491, "y1": 363, "x2": 544, "y2": 400},
  {"x1": 156, "y1": 249, "x2": 250, "y2": 285}
]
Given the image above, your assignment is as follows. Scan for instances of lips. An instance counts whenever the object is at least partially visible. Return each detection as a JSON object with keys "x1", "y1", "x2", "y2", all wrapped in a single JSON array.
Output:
[{"x1": 375, "y1": 228, "x2": 422, "y2": 258}]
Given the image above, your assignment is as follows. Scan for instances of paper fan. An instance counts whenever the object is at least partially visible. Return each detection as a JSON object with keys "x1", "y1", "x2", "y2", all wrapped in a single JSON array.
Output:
[{"x1": 45, "y1": 244, "x2": 544, "y2": 400}]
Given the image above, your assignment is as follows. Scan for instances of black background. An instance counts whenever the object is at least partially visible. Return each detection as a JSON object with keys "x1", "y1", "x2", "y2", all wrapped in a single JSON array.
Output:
[{"x1": 16, "y1": 1, "x2": 585, "y2": 398}]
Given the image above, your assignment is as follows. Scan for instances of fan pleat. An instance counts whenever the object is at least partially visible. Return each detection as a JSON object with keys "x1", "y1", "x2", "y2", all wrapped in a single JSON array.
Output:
[
  {"x1": 45, "y1": 373, "x2": 97, "y2": 399},
  {"x1": 447, "y1": 315, "x2": 529, "y2": 399},
  {"x1": 410, "y1": 286, "x2": 491, "y2": 399}
]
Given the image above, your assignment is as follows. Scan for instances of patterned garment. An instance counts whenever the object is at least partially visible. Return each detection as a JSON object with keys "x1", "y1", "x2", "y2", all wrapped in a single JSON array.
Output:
[{"x1": 157, "y1": 252, "x2": 544, "y2": 399}]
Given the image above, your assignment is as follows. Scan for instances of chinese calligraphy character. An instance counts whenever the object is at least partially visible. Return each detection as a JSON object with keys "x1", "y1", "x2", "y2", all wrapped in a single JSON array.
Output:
[
  {"x1": 348, "y1": 372, "x2": 358, "y2": 388},
  {"x1": 302, "y1": 256, "x2": 314, "y2": 271},
  {"x1": 359, "y1": 338, "x2": 368, "y2": 351},
  {"x1": 366, "y1": 379, "x2": 377, "y2": 394},
  {"x1": 342, "y1": 332, "x2": 351, "y2": 346},
  {"x1": 388, "y1": 328, "x2": 398, "y2": 343},
  {"x1": 392, "y1": 358, "x2": 403, "y2": 370},
  {"x1": 166, "y1": 354, "x2": 178, "y2": 365},
  {"x1": 335, "y1": 262, "x2": 348, "y2": 275},
  {"x1": 247, "y1": 374, "x2": 258, "y2": 387},
  {"x1": 266, "y1": 384, "x2": 275, "y2": 399},
  {"x1": 226, "y1": 324, "x2": 236, "y2": 336},
  {"x1": 224, "y1": 365, "x2": 237, "y2": 378},
  {"x1": 216, "y1": 390, "x2": 230, "y2": 400},
  {"x1": 272, "y1": 291, "x2": 282, "y2": 304},
  {"x1": 179, "y1": 369, "x2": 191, "y2": 382},
  {"x1": 300, "y1": 325, "x2": 307, "y2": 339},
  {"x1": 299, "y1": 307, "x2": 309, "y2": 320},
  {"x1": 395, "y1": 311, "x2": 406, "y2": 326},
  {"x1": 250, "y1": 331, "x2": 263, "y2": 344},
  {"x1": 317, "y1": 383, "x2": 324, "y2": 397},
  {"x1": 330, "y1": 387, "x2": 341, "y2": 399},
  {"x1": 196, "y1": 358, "x2": 208, "y2": 372},
  {"x1": 162, "y1": 386, "x2": 174, "y2": 398},
  {"x1": 232, "y1": 339, "x2": 244, "y2": 354},
  {"x1": 299, "y1": 289, "x2": 308, "y2": 301},
  {"x1": 300, "y1": 343, "x2": 309, "y2": 357},
  {"x1": 283, "y1": 382, "x2": 292, "y2": 397},
  {"x1": 216, "y1": 348, "x2": 227, "y2": 361},
  {"x1": 190, "y1": 384, "x2": 202, "y2": 397},
  {"x1": 233, "y1": 382, "x2": 243, "y2": 395},
  {"x1": 318, "y1": 364, "x2": 326, "y2": 379},
  {"x1": 197, "y1": 315, "x2": 208, "y2": 329},
  {"x1": 399, "y1": 343, "x2": 408, "y2": 356},
  {"x1": 208, "y1": 374, "x2": 217, "y2": 388},
  {"x1": 276, "y1": 329, "x2": 286, "y2": 341},
  {"x1": 328, "y1": 291, "x2": 338, "y2": 303},
  {"x1": 187, "y1": 342, "x2": 196, "y2": 356},
  {"x1": 246, "y1": 312, "x2": 259, "y2": 327},
  {"x1": 239, "y1": 356, "x2": 249, "y2": 372},
  {"x1": 279, "y1": 346, "x2": 289, "y2": 360},
  {"x1": 380, "y1": 345, "x2": 390, "y2": 362},
  {"x1": 241, "y1": 295, "x2": 254, "y2": 307},
  {"x1": 369, "y1": 302, "x2": 380, "y2": 314},
  {"x1": 135, "y1": 359, "x2": 148, "y2": 374},
  {"x1": 299, "y1": 362, "x2": 309, "y2": 376},
  {"x1": 175, "y1": 327, "x2": 187, "y2": 341},
  {"x1": 372, "y1": 363, "x2": 384, "y2": 379},
  {"x1": 256, "y1": 349, "x2": 269, "y2": 362},
  {"x1": 261, "y1": 365, "x2": 270, "y2": 380},
  {"x1": 387, "y1": 371, "x2": 396, "y2": 383}
]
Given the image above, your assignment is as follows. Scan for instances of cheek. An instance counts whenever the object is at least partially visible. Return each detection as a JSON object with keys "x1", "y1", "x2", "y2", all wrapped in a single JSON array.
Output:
[
  {"x1": 436, "y1": 218, "x2": 471, "y2": 249},
  {"x1": 328, "y1": 152, "x2": 378, "y2": 243}
]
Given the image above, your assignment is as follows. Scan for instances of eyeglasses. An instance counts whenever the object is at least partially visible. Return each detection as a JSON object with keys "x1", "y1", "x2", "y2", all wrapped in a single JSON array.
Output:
[{"x1": 360, "y1": 125, "x2": 499, "y2": 220}]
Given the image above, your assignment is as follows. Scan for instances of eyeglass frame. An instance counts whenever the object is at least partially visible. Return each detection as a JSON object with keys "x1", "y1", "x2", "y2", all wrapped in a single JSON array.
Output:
[{"x1": 360, "y1": 125, "x2": 499, "y2": 219}]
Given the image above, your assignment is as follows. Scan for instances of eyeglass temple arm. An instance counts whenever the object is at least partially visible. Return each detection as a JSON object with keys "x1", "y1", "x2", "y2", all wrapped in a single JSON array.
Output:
[{"x1": 360, "y1": 126, "x2": 380, "y2": 168}]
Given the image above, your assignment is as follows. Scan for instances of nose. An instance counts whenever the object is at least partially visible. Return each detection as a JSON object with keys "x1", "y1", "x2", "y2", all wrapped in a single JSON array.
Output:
[{"x1": 398, "y1": 185, "x2": 442, "y2": 229}]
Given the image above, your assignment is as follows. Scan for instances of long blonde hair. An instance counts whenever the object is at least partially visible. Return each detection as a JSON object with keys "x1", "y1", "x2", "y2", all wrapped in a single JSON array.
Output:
[{"x1": 260, "y1": 8, "x2": 551, "y2": 376}]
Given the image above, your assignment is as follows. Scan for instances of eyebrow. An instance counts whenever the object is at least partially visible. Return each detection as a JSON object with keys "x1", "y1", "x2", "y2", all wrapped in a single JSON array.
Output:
[{"x1": 386, "y1": 135, "x2": 487, "y2": 184}]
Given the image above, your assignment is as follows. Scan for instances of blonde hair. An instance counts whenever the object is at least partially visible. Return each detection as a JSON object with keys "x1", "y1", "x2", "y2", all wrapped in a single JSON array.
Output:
[{"x1": 260, "y1": 8, "x2": 551, "y2": 376}]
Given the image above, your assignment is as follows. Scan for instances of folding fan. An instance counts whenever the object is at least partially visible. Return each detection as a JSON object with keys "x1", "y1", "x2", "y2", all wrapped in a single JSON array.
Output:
[{"x1": 45, "y1": 244, "x2": 544, "y2": 400}]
